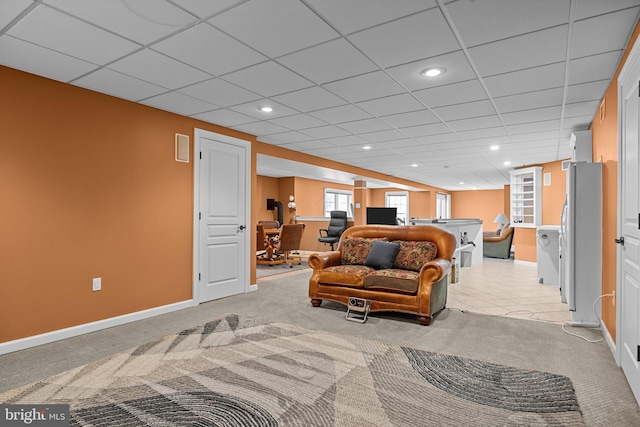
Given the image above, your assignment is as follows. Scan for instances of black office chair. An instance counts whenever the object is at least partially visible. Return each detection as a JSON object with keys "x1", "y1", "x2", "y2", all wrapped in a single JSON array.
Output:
[{"x1": 318, "y1": 211, "x2": 348, "y2": 250}]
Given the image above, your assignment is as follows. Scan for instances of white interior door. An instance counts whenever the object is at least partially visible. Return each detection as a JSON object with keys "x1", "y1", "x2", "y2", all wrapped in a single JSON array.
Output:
[
  {"x1": 194, "y1": 129, "x2": 250, "y2": 303},
  {"x1": 618, "y1": 42, "x2": 640, "y2": 405}
]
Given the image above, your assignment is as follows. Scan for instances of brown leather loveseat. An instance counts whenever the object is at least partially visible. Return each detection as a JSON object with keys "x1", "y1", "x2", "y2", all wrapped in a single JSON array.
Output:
[{"x1": 308, "y1": 225, "x2": 456, "y2": 325}]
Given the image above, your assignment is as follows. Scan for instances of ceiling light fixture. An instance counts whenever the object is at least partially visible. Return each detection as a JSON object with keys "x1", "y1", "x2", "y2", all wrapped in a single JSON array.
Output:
[
  {"x1": 504, "y1": 161, "x2": 511, "y2": 166},
  {"x1": 490, "y1": 145, "x2": 499, "y2": 151},
  {"x1": 259, "y1": 106, "x2": 273, "y2": 113},
  {"x1": 362, "y1": 145, "x2": 372, "y2": 150},
  {"x1": 459, "y1": 181, "x2": 464, "y2": 185},
  {"x1": 420, "y1": 67, "x2": 446, "y2": 77},
  {"x1": 411, "y1": 163, "x2": 418, "y2": 167}
]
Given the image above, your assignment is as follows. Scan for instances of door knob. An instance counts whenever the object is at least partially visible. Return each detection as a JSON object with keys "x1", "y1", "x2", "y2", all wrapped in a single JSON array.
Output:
[
  {"x1": 238, "y1": 225, "x2": 246, "y2": 231},
  {"x1": 615, "y1": 236, "x2": 625, "y2": 246}
]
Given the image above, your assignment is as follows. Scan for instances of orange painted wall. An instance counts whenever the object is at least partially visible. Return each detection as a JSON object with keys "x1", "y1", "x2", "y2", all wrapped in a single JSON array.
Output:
[
  {"x1": 256, "y1": 176, "x2": 280, "y2": 224},
  {"x1": 0, "y1": 66, "x2": 257, "y2": 343},
  {"x1": 590, "y1": 20, "x2": 640, "y2": 340},
  {"x1": 450, "y1": 189, "x2": 505, "y2": 231},
  {"x1": 541, "y1": 161, "x2": 567, "y2": 225}
]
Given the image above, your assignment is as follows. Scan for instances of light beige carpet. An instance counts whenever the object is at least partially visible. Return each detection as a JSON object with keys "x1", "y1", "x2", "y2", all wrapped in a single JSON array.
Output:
[{"x1": 1, "y1": 315, "x2": 584, "y2": 426}]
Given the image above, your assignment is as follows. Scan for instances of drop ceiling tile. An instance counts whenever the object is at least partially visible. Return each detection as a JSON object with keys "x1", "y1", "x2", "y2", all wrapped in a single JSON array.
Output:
[
  {"x1": 483, "y1": 62, "x2": 565, "y2": 98},
  {"x1": 493, "y1": 87, "x2": 563, "y2": 113},
  {"x1": 223, "y1": 61, "x2": 313, "y2": 98},
  {"x1": 571, "y1": 7, "x2": 640, "y2": 58},
  {"x1": 574, "y1": 0, "x2": 640, "y2": 19},
  {"x1": 278, "y1": 38, "x2": 377, "y2": 84},
  {"x1": 178, "y1": 78, "x2": 261, "y2": 107},
  {"x1": 469, "y1": 25, "x2": 568, "y2": 77},
  {"x1": 382, "y1": 109, "x2": 441, "y2": 128},
  {"x1": 501, "y1": 106, "x2": 562, "y2": 125},
  {"x1": 282, "y1": 140, "x2": 337, "y2": 151},
  {"x1": 568, "y1": 50, "x2": 622, "y2": 85},
  {"x1": 0, "y1": 35, "x2": 97, "y2": 82},
  {"x1": 339, "y1": 118, "x2": 393, "y2": 134},
  {"x1": 309, "y1": 104, "x2": 372, "y2": 124},
  {"x1": 324, "y1": 135, "x2": 370, "y2": 147},
  {"x1": 356, "y1": 93, "x2": 425, "y2": 117},
  {"x1": 271, "y1": 86, "x2": 346, "y2": 113},
  {"x1": 229, "y1": 99, "x2": 299, "y2": 120},
  {"x1": 507, "y1": 119, "x2": 561, "y2": 135},
  {"x1": 414, "y1": 79, "x2": 487, "y2": 108},
  {"x1": 401, "y1": 122, "x2": 451, "y2": 137},
  {"x1": 45, "y1": 0, "x2": 196, "y2": 44},
  {"x1": 191, "y1": 109, "x2": 257, "y2": 127},
  {"x1": 208, "y1": 0, "x2": 338, "y2": 58},
  {"x1": 561, "y1": 115, "x2": 593, "y2": 131},
  {"x1": 152, "y1": 23, "x2": 266, "y2": 76},
  {"x1": 413, "y1": 132, "x2": 462, "y2": 145},
  {"x1": 301, "y1": 125, "x2": 350, "y2": 139},
  {"x1": 0, "y1": 0, "x2": 32, "y2": 28},
  {"x1": 457, "y1": 126, "x2": 507, "y2": 140},
  {"x1": 566, "y1": 80, "x2": 609, "y2": 103},
  {"x1": 445, "y1": 0, "x2": 570, "y2": 47},
  {"x1": 8, "y1": 5, "x2": 139, "y2": 65},
  {"x1": 304, "y1": 0, "x2": 435, "y2": 34},
  {"x1": 511, "y1": 130, "x2": 559, "y2": 142},
  {"x1": 432, "y1": 100, "x2": 496, "y2": 121},
  {"x1": 141, "y1": 91, "x2": 218, "y2": 115},
  {"x1": 233, "y1": 121, "x2": 289, "y2": 137},
  {"x1": 386, "y1": 50, "x2": 477, "y2": 91},
  {"x1": 170, "y1": 0, "x2": 246, "y2": 19},
  {"x1": 108, "y1": 49, "x2": 210, "y2": 89},
  {"x1": 447, "y1": 115, "x2": 503, "y2": 132},
  {"x1": 360, "y1": 129, "x2": 410, "y2": 143},
  {"x1": 257, "y1": 131, "x2": 313, "y2": 144},
  {"x1": 323, "y1": 71, "x2": 404, "y2": 103},
  {"x1": 73, "y1": 68, "x2": 167, "y2": 101},
  {"x1": 563, "y1": 100, "x2": 599, "y2": 118},
  {"x1": 268, "y1": 114, "x2": 328, "y2": 130},
  {"x1": 347, "y1": 8, "x2": 460, "y2": 68}
]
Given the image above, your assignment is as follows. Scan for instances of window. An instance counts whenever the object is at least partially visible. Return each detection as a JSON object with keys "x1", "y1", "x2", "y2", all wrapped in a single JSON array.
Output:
[
  {"x1": 324, "y1": 188, "x2": 352, "y2": 217},
  {"x1": 385, "y1": 191, "x2": 408, "y2": 225},
  {"x1": 436, "y1": 193, "x2": 450, "y2": 219}
]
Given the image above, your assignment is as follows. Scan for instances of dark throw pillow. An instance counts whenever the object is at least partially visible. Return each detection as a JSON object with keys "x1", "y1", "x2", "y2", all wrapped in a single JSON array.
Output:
[{"x1": 365, "y1": 240, "x2": 401, "y2": 269}]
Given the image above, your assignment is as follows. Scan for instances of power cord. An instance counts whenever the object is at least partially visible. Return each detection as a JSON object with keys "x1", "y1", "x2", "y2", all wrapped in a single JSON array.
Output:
[{"x1": 561, "y1": 293, "x2": 614, "y2": 343}]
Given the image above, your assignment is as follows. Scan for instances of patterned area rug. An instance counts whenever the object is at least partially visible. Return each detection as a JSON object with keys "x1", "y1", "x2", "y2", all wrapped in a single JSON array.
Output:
[{"x1": 1, "y1": 315, "x2": 584, "y2": 426}]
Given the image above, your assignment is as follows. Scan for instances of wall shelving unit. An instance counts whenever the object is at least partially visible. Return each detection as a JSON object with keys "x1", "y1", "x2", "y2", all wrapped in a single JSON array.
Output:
[{"x1": 509, "y1": 166, "x2": 542, "y2": 228}]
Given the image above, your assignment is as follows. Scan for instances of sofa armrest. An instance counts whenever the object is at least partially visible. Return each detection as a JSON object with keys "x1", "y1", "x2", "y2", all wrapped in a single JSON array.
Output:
[
  {"x1": 419, "y1": 258, "x2": 451, "y2": 283},
  {"x1": 308, "y1": 251, "x2": 342, "y2": 270}
]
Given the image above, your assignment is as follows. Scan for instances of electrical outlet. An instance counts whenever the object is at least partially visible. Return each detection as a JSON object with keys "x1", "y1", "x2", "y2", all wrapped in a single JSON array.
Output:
[
  {"x1": 612, "y1": 290, "x2": 615, "y2": 306},
  {"x1": 92, "y1": 277, "x2": 101, "y2": 292}
]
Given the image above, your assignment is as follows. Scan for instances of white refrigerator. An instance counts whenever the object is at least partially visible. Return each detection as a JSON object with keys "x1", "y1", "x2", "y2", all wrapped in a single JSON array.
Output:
[{"x1": 560, "y1": 161, "x2": 602, "y2": 327}]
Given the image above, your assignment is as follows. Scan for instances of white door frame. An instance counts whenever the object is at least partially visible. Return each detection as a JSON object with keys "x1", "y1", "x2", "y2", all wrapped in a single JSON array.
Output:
[
  {"x1": 616, "y1": 35, "x2": 640, "y2": 364},
  {"x1": 193, "y1": 128, "x2": 252, "y2": 305}
]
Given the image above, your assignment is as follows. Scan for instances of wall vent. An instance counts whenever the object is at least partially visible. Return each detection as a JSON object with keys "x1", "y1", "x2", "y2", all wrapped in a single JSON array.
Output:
[
  {"x1": 175, "y1": 133, "x2": 190, "y2": 162},
  {"x1": 561, "y1": 160, "x2": 571, "y2": 171}
]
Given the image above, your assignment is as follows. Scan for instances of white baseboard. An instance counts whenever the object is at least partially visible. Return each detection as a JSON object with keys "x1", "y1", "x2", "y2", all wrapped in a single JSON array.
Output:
[
  {"x1": 248, "y1": 283, "x2": 258, "y2": 292},
  {"x1": 514, "y1": 260, "x2": 537, "y2": 267},
  {"x1": 0, "y1": 300, "x2": 193, "y2": 356},
  {"x1": 602, "y1": 321, "x2": 619, "y2": 365}
]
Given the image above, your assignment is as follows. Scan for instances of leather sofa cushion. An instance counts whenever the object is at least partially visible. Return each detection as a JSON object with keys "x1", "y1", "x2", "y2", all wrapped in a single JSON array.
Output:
[
  {"x1": 341, "y1": 236, "x2": 387, "y2": 265},
  {"x1": 318, "y1": 265, "x2": 375, "y2": 288},
  {"x1": 392, "y1": 240, "x2": 437, "y2": 272},
  {"x1": 363, "y1": 269, "x2": 420, "y2": 294}
]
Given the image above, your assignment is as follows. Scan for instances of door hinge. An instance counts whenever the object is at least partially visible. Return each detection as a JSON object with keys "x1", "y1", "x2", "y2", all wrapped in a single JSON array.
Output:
[
  {"x1": 638, "y1": 213, "x2": 640, "y2": 229},
  {"x1": 199, "y1": 151, "x2": 202, "y2": 159},
  {"x1": 199, "y1": 273, "x2": 201, "y2": 281},
  {"x1": 199, "y1": 212, "x2": 202, "y2": 220},
  {"x1": 637, "y1": 345, "x2": 640, "y2": 362}
]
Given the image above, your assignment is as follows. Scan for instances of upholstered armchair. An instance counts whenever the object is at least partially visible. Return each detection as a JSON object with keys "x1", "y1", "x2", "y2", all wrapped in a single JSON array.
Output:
[{"x1": 483, "y1": 225, "x2": 514, "y2": 259}]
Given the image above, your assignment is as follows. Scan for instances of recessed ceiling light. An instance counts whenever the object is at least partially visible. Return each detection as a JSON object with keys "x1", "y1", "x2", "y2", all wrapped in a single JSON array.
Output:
[
  {"x1": 459, "y1": 181, "x2": 464, "y2": 185},
  {"x1": 504, "y1": 161, "x2": 511, "y2": 166},
  {"x1": 420, "y1": 67, "x2": 446, "y2": 77},
  {"x1": 259, "y1": 106, "x2": 273, "y2": 113},
  {"x1": 362, "y1": 145, "x2": 371, "y2": 150},
  {"x1": 490, "y1": 145, "x2": 499, "y2": 151},
  {"x1": 411, "y1": 163, "x2": 418, "y2": 167}
]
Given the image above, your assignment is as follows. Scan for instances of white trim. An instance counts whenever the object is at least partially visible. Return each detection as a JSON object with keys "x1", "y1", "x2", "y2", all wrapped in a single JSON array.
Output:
[
  {"x1": 0, "y1": 300, "x2": 193, "y2": 355},
  {"x1": 616, "y1": 32, "x2": 640, "y2": 365},
  {"x1": 193, "y1": 129, "x2": 253, "y2": 305},
  {"x1": 514, "y1": 260, "x2": 537, "y2": 267},
  {"x1": 602, "y1": 320, "x2": 618, "y2": 364}
]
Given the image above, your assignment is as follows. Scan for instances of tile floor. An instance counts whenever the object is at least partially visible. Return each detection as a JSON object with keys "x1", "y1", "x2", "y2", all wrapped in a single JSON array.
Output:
[{"x1": 448, "y1": 258, "x2": 571, "y2": 324}]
